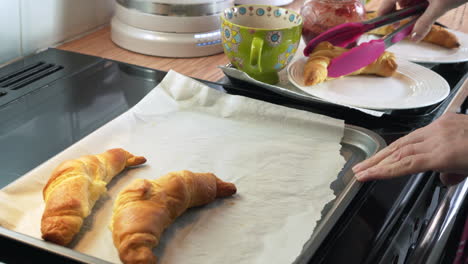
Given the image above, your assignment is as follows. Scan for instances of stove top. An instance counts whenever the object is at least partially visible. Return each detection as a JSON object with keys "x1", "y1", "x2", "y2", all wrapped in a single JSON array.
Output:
[{"x1": 0, "y1": 48, "x2": 467, "y2": 264}]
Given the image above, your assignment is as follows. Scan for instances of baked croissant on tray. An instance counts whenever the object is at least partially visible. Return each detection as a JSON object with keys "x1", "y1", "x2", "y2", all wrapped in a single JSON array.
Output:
[
  {"x1": 41, "y1": 148, "x2": 146, "y2": 246},
  {"x1": 366, "y1": 12, "x2": 460, "y2": 49},
  {"x1": 111, "y1": 170, "x2": 237, "y2": 264},
  {"x1": 303, "y1": 41, "x2": 397, "y2": 86}
]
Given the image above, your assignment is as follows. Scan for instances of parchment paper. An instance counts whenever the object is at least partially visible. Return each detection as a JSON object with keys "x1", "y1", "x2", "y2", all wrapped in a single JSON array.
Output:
[{"x1": 0, "y1": 70, "x2": 346, "y2": 264}]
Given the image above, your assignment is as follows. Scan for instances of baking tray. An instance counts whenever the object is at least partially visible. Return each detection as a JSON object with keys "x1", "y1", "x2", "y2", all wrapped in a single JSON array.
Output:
[
  {"x1": 0, "y1": 124, "x2": 385, "y2": 264},
  {"x1": 294, "y1": 124, "x2": 386, "y2": 264}
]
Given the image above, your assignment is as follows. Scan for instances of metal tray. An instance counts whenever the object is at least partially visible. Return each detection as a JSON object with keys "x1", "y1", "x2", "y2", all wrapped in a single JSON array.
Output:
[
  {"x1": 0, "y1": 124, "x2": 385, "y2": 264},
  {"x1": 219, "y1": 65, "x2": 388, "y2": 116},
  {"x1": 294, "y1": 124, "x2": 386, "y2": 264}
]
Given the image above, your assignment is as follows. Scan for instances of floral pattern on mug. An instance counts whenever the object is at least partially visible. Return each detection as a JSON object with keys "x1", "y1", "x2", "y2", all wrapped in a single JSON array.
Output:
[
  {"x1": 266, "y1": 31, "x2": 282, "y2": 47},
  {"x1": 256, "y1": 8, "x2": 265, "y2": 16},
  {"x1": 222, "y1": 21, "x2": 242, "y2": 53},
  {"x1": 274, "y1": 44, "x2": 298, "y2": 70},
  {"x1": 274, "y1": 9, "x2": 282, "y2": 17},
  {"x1": 239, "y1": 6, "x2": 247, "y2": 15}
]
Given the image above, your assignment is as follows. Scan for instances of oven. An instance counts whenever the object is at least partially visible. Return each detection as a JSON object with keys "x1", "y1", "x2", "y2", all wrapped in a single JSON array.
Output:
[{"x1": 0, "y1": 48, "x2": 467, "y2": 263}]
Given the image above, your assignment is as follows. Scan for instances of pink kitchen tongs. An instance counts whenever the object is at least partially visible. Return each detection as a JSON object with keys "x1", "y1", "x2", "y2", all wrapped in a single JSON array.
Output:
[{"x1": 303, "y1": 2, "x2": 428, "y2": 78}]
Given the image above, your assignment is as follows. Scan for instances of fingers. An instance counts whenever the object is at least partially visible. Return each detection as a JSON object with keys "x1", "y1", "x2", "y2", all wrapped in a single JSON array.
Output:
[
  {"x1": 371, "y1": 141, "x2": 428, "y2": 168},
  {"x1": 352, "y1": 112, "x2": 468, "y2": 182},
  {"x1": 411, "y1": 2, "x2": 446, "y2": 42},
  {"x1": 439, "y1": 173, "x2": 467, "y2": 186},
  {"x1": 352, "y1": 142, "x2": 424, "y2": 181},
  {"x1": 354, "y1": 141, "x2": 430, "y2": 181},
  {"x1": 353, "y1": 112, "x2": 468, "y2": 182},
  {"x1": 352, "y1": 128, "x2": 426, "y2": 174},
  {"x1": 378, "y1": 0, "x2": 398, "y2": 16},
  {"x1": 353, "y1": 125, "x2": 433, "y2": 182},
  {"x1": 355, "y1": 153, "x2": 431, "y2": 181}
]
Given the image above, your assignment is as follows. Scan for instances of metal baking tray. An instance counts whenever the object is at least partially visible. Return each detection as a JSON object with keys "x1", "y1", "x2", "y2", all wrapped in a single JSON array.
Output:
[
  {"x1": 0, "y1": 124, "x2": 385, "y2": 264},
  {"x1": 294, "y1": 124, "x2": 386, "y2": 264}
]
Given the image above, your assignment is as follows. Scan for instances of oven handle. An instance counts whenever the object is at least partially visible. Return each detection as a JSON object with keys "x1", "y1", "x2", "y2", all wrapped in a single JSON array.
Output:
[{"x1": 406, "y1": 179, "x2": 468, "y2": 264}]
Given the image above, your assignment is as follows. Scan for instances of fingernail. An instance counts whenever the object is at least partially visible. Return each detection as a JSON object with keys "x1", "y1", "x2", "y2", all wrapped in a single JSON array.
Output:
[
  {"x1": 410, "y1": 32, "x2": 421, "y2": 42},
  {"x1": 355, "y1": 170, "x2": 367, "y2": 180},
  {"x1": 352, "y1": 163, "x2": 362, "y2": 172}
]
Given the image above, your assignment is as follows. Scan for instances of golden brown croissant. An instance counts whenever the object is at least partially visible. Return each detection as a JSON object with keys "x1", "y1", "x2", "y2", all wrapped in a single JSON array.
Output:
[
  {"x1": 41, "y1": 148, "x2": 146, "y2": 246},
  {"x1": 303, "y1": 41, "x2": 397, "y2": 86},
  {"x1": 367, "y1": 12, "x2": 460, "y2": 49},
  {"x1": 111, "y1": 170, "x2": 237, "y2": 264}
]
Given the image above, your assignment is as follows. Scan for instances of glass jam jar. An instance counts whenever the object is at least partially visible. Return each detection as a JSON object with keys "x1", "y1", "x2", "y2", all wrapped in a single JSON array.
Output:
[{"x1": 300, "y1": 0, "x2": 366, "y2": 45}]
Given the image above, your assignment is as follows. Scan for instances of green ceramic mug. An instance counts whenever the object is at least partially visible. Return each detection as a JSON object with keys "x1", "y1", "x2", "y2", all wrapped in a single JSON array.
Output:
[{"x1": 221, "y1": 5, "x2": 303, "y2": 84}]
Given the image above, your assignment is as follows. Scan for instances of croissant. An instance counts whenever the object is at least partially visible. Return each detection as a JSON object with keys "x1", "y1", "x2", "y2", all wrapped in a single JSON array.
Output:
[
  {"x1": 111, "y1": 170, "x2": 237, "y2": 264},
  {"x1": 41, "y1": 148, "x2": 146, "y2": 246},
  {"x1": 367, "y1": 12, "x2": 460, "y2": 49},
  {"x1": 303, "y1": 41, "x2": 397, "y2": 86}
]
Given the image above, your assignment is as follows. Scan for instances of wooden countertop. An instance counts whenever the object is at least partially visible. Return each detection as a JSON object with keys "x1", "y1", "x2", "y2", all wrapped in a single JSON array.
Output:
[
  {"x1": 57, "y1": 26, "x2": 229, "y2": 82},
  {"x1": 58, "y1": 0, "x2": 468, "y2": 82},
  {"x1": 56, "y1": 0, "x2": 303, "y2": 82}
]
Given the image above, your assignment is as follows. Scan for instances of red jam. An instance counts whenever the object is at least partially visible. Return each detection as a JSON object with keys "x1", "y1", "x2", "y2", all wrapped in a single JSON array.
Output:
[{"x1": 300, "y1": 0, "x2": 366, "y2": 45}]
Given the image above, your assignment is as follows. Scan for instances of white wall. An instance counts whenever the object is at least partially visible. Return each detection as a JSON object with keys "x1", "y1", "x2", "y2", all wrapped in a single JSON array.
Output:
[
  {"x1": 0, "y1": 0, "x2": 22, "y2": 64},
  {"x1": 0, "y1": 0, "x2": 115, "y2": 65}
]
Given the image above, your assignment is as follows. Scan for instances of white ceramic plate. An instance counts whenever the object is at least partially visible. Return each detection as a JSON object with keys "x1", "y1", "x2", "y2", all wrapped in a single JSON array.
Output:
[
  {"x1": 287, "y1": 57, "x2": 450, "y2": 110},
  {"x1": 360, "y1": 29, "x2": 468, "y2": 64}
]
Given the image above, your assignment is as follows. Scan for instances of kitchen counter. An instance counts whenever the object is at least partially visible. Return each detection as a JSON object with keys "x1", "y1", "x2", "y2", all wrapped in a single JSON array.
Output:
[
  {"x1": 58, "y1": 26, "x2": 229, "y2": 82},
  {"x1": 56, "y1": 1, "x2": 304, "y2": 82},
  {"x1": 57, "y1": 0, "x2": 468, "y2": 83}
]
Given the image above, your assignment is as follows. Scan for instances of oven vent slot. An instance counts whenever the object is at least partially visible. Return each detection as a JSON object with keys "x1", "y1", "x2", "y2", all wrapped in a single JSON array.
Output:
[{"x1": 0, "y1": 61, "x2": 64, "y2": 90}]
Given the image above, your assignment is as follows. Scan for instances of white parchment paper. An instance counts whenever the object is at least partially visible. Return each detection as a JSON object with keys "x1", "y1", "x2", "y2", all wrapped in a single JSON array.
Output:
[{"x1": 0, "y1": 70, "x2": 346, "y2": 264}]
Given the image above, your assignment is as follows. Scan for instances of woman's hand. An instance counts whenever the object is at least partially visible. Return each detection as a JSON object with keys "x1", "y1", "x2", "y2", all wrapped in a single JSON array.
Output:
[
  {"x1": 352, "y1": 113, "x2": 468, "y2": 185},
  {"x1": 378, "y1": 0, "x2": 468, "y2": 41}
]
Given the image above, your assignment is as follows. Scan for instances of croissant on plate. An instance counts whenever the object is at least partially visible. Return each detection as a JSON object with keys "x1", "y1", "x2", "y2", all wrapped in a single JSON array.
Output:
[
  {"x1": 41, "y1": 148, "x2": 146, "y2": 246},
  {"x1": 111, "y1": 170, "x2": 237, "y2": 264},
  {"x1": 366, "y1": 12, "x2": 460, "y2": 49},
  {"x1": 303, "y1": 41, "x2": 397, "y2": 86}
]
